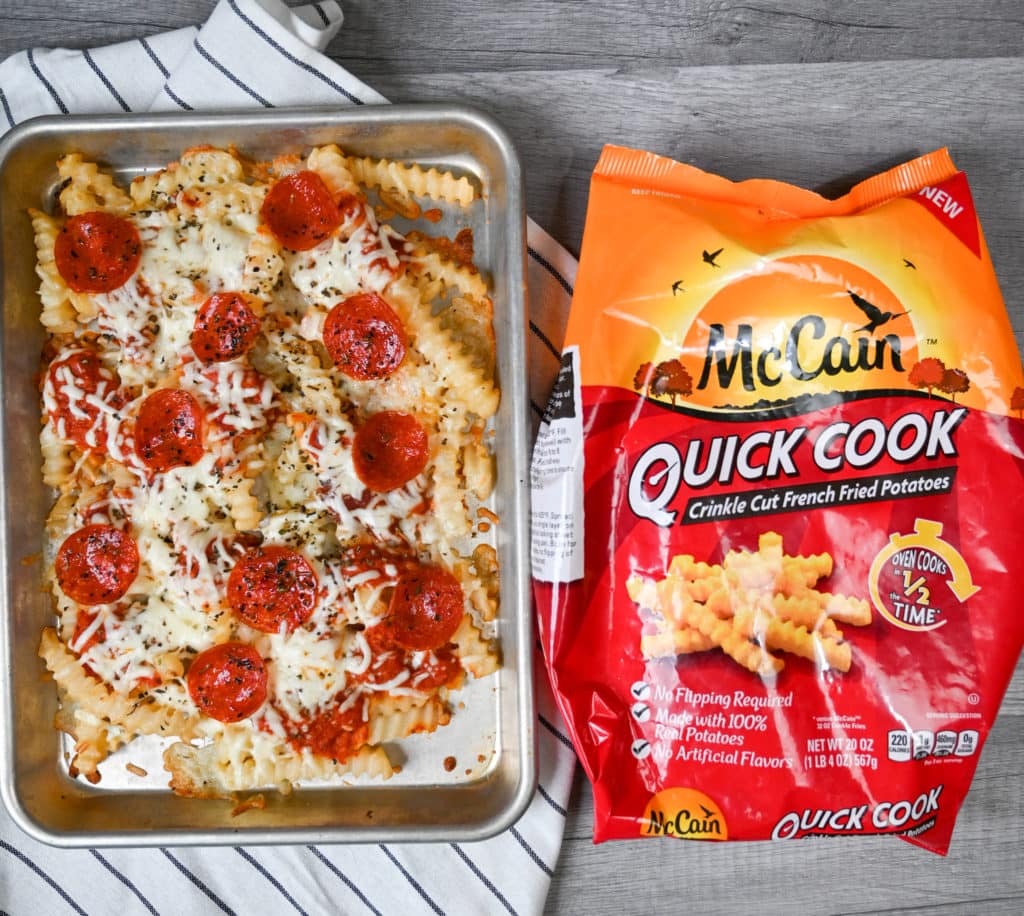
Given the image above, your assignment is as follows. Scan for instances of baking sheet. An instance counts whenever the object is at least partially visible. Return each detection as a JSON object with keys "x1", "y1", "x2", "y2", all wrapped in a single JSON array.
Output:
[{"x1": 0, "y1": 105, "x2": 535, "y2": 845}]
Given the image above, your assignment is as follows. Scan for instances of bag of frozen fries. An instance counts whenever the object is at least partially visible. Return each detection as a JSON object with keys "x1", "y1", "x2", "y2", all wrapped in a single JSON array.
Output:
[{"x1": 531, "y1": 145, "x2": 1024, "y2": 853}]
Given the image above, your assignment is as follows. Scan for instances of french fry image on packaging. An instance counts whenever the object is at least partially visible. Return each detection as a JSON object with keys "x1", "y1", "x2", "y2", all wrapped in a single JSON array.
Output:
[{"x1": 628, "y1": 531, "x2": 871, "y2": 674}]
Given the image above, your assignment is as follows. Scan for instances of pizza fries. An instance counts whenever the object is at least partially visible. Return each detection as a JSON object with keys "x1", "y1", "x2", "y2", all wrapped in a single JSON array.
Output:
[{"x1": 33, "y1": 145, "x2": 500, "y2": 798}]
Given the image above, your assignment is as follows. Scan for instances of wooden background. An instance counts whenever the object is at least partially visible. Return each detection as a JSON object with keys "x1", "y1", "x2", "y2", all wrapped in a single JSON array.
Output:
[{"x1": 2, "y1": 2, "x2": 1022, "y2": 913}]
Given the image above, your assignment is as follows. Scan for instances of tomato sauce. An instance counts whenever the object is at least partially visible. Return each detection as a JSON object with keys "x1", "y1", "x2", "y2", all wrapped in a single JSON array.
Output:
[
  {"x1": 410, "y1": 646, "x2": 463, "y2": 691},
  {"x1": 283, "y1": 695, "x2": 369, "y2": 763}
]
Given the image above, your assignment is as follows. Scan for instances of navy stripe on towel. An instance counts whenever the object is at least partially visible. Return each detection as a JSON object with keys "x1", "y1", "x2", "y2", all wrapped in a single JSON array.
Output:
[
  {"x1": 539, "y1": 714, "x2": 576, "y2": 753},
  {"x1": 0, "y1": 87, "x2": 14, "y2": 127},
  {"x1": 379, "y1": 846, "x2": 444, "y2": 916},
  {"x1": 82, "y1": 48, "x2": 130, "y2": 111},
  {"x1": 1, "y1": 840, "x2": 87, "y2": 916},
  {"x1": 163, "y1": 84, "x2": 193, "y2": 110},
  {"x1": 451, "y1": 845, "x2": 519, "y2": 916},
  {"x1": 160, "y1": 849, "x2": 236, "y2": 916},
  {"x1": 307, "y1": 846, "x2": 382, "y2": 916},
  {"x1": 139, "y1": 37, "x2": 170, "y2": 77},
  {"x1": 510, "y1": 825, "x2": 554, "y2": 877},
  {"x1": 194, "y1": 39, "x2": 272, "y2": 107},
  {"x1": 226, "y1": 0, "x2": 363, "y2": 105},
  {"x1": 27, "y1": 48, "x2": 68, "y2": 114},
  {"x1": 529, "y1": 320, "x2": 562, "y2": 361},
  {"x1": 235, "y1": 848, "x2": 308, "y2": 915},
  {"x1": 528, "y1": 245, "x2": 573, "y2": 296},
  {"x1": 90, "y1": 850, "x2": 159, "y2": 915},
  {"x1": 538, "y1": 783, "x2": 568, "y2": 818}
]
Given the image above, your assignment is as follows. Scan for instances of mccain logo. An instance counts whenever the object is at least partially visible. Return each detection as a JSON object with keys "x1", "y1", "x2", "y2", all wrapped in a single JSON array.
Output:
[
  {"x1": 641, "y1": 788, "x2": 729, "y2": 841},
  {"x1": 644, "y1": 804, "x2": 724, "y2": 838},
  {"x1": 696, "y1": 290, "x2": 908, "y2": 393}
]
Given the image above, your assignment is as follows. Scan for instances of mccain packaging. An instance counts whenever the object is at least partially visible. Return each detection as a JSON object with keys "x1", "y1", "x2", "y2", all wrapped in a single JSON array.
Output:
[{"x1": 531, "y1": 145, "x2": 1024, "y2": 853}]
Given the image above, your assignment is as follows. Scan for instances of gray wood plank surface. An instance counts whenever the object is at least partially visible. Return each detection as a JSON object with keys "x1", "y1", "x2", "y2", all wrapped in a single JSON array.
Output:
[
  {"x1": 2, "y1": 3, "x2": 1023, "y2": 914},
  {"x1": 3, "y1": 1, "x2": 1024, "y2": 74}
]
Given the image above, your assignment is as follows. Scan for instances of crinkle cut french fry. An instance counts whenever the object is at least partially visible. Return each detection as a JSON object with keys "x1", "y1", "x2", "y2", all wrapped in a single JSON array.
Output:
[
  {"x1": 734, "y1": 610, "x2": 852, "y2": 673},
  {"x1": 625, "y1": 574, "x2": 655, "y2": 605},
  {"x1": 770, "y1": 593, "x2": 845, "y2": 638},
  {"x1": 667, "y1": 555, "x2": 721, "y2": 581},
  {"x1": 820, "y1": 591, "x2": 873, "y2": 626},
  {"x1": 641, "y1": 628, "x2": 716, "y2": 659},
  {"x1": 656, "y1": 580, "x2": 783, "y2": 676}
]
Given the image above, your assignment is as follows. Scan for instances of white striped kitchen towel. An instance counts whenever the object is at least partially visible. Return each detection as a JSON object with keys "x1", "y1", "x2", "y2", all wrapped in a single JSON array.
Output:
[{"x1": 0, "y1": 2, "x2": 579, "y2": 914}]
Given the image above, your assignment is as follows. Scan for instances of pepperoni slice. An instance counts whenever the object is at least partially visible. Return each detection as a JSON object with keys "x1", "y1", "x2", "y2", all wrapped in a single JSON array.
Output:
[
  {"x1": 45, "y1": 349, "x2": 125, "y2": 453},
  {"x1": 55, "y1": 524, "x2": 139, "y2": 606},
  {"x1": 187, "y1": 642, "x2": 268, "y2": 723},
  {"x1": 54, "y1": 211, "x2": 141, "y2": 293},
  {"x1": 227, "y1": 545, "x2": 318, "y2": 633},
  {"x1": 260, "y1": 170, "x2": 341, "y2": 251},
  {"x1": 383, "y1": 565, "x2": 464, "y2": 652},
  {"x1": 352, "y1": 411, "x2": 429, "y2": 492},
  {"x1": 134, "y1": 388, "x2": 204, "y2": 472},
  {"x1": 191, "y1": 292, "x2": 261, "y2": 363},
  {"x1": 322, "y1": 293, "x2": 407, "y2": 380}
]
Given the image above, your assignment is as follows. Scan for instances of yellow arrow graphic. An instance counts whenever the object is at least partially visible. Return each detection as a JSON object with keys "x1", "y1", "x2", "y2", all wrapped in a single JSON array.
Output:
[
  {"x1": 911, "y1": 519, "x2": 981, "y2": 603},
  {"x1": 868, "y1": 519, "x2": 979, "y2": 632}
]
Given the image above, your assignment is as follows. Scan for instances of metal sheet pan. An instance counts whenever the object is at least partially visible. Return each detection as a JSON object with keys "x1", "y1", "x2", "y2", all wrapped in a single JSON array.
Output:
[{"x1": 0, "y1": 105, "x2": 535, "y2": 846}]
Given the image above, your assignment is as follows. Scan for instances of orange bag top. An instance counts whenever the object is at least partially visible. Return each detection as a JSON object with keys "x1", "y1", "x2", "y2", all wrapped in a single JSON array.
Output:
[{"x1": 568, "y1": 146, "x2": 1022, "y2": 413}]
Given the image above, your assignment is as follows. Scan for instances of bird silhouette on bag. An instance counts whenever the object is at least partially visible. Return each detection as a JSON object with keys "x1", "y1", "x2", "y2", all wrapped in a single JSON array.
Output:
[{"x1": 848, "y1": 289, "x2": 909, "y2": 334}]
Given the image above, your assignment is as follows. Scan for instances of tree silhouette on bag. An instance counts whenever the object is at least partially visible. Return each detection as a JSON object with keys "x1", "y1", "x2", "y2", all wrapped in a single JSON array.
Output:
[{"x1": 633, "y1": 358, "x2": 693, "y2": 405}]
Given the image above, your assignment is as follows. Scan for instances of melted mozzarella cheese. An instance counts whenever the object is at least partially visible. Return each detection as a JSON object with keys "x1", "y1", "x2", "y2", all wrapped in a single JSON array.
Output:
[
  {"x1": 94, "y1": 278, "x2": 158, "y2": 375},
  {"x1": 130, "y1": 454, "x2": 239, "y2": 610},
  {"x1": 44, "y1": 154, "x2": 497, "y2": 763},
  {"x1": 286, "y1": 212, "x2": 403, "y2": 306},
  {"x1": 360, "y1": 669, "x2": 410, "y2": 693},
  {"x1": 150, "y1": 305, "x2": 197, "y2": 375},
  {"x1": 132, "y1": 453, "x2": 222, "y2": 530},
  {"x1": 73, "y1": 457, "x2": 244, "y2": 694},
  {"x1": 181, "y1": 360, "x2": 276, "y2": 443},
  {"x1": 201, "y1": 214, "x2": 258, "y2": 290},
  {"x1": 259, "y1": 509, "x2": 334, "y2": 556},
  {"x1": 297, "y1": 419, "x2": 438, "y2": 545},
  {"x1": 317, "y1": 561, "x2": 388, "y2": 628},
  {"x1": 77, "y1": 592, "x2": 219, "y2": 694},
  {"x1": 136, "y1": 208, "x2": 258, "y2": 303},
  {"x1": 110, "y1": 209, "x2": 261, "y2": 378},
  {"x1": 264, "y1": 627, "x2": 347, "y2": 720},
  {"x1": 146, "y1": 678, "x2": 193, "y2": 712}
]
